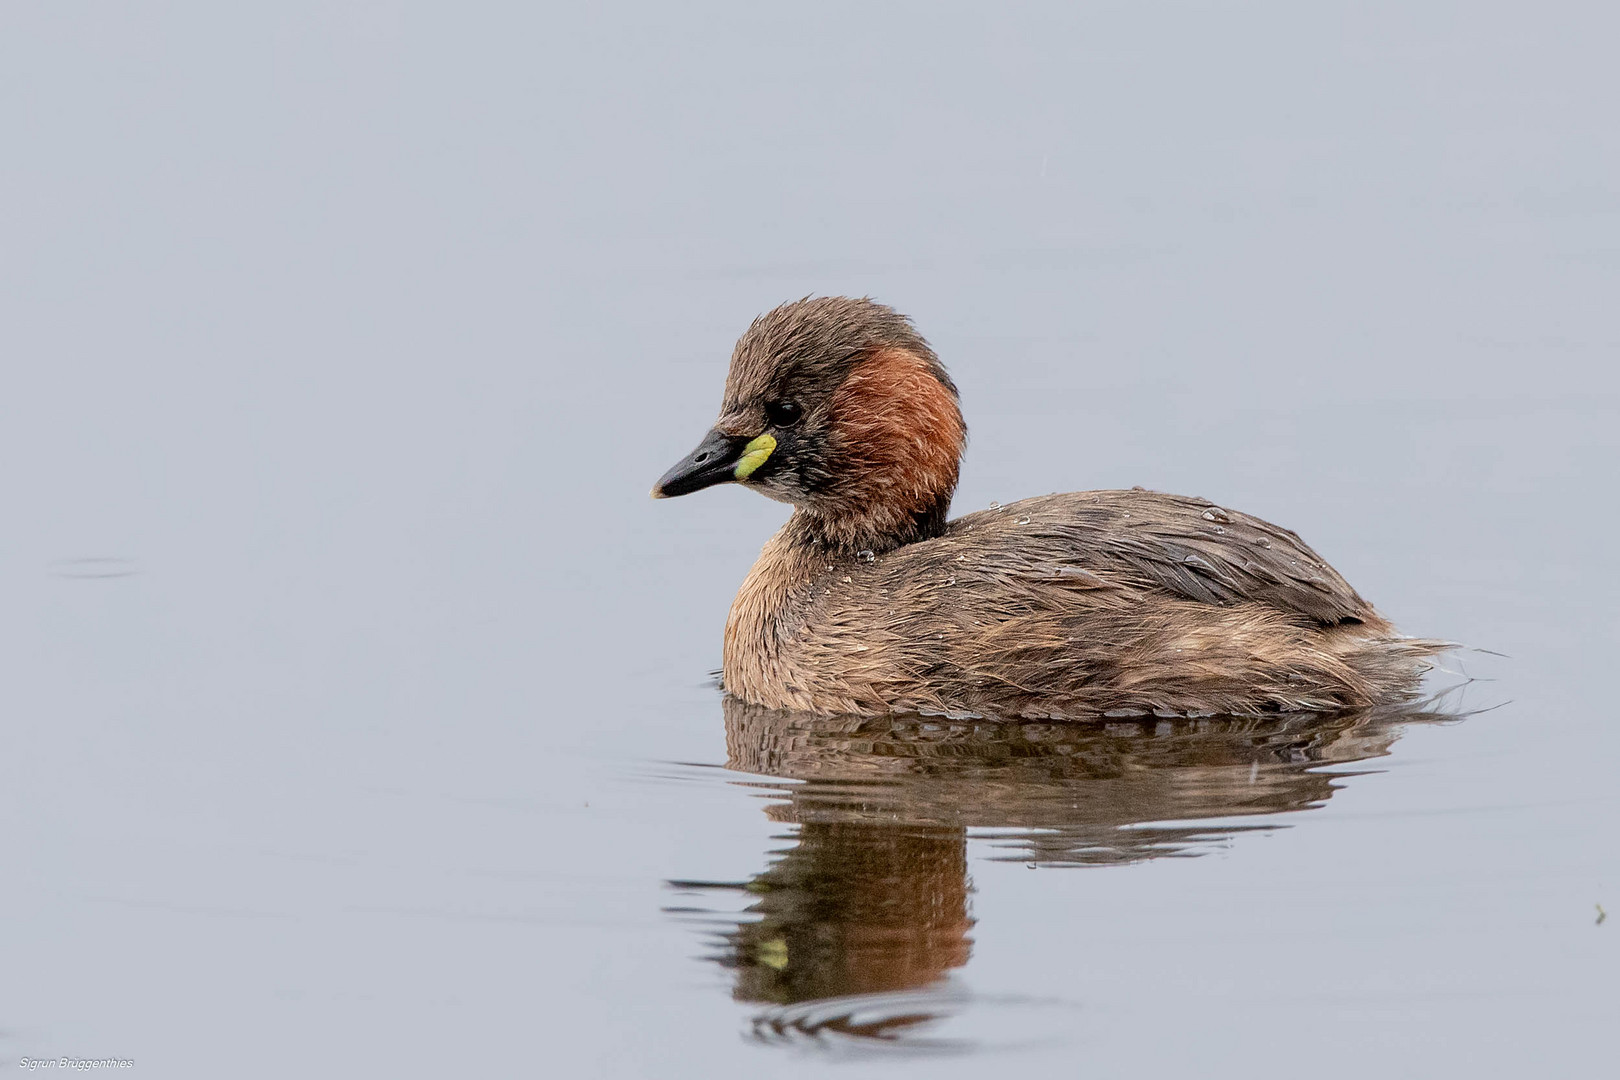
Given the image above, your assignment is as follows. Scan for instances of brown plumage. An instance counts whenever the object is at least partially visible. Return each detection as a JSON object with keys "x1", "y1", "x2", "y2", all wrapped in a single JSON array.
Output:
[{"x1": 654, "y1": 296, "x2": 1446, "y2": 720}]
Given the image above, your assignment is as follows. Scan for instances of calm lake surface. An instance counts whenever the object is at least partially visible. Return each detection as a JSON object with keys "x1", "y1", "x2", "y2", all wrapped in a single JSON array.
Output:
[{"x1": 3, "y1": 4, "x2": 1617, "y2": 1077}]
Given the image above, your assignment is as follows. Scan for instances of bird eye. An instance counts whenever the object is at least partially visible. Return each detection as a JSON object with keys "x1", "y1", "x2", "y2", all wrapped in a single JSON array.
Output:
[{"x1": 765, "y1": 401, "x2": 802, "y2": 427}]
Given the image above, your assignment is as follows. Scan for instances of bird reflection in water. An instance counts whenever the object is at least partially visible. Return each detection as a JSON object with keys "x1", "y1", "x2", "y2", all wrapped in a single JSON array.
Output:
[{"x1": 667, "y1": 695, "x2": 1449, "y2": 1053}]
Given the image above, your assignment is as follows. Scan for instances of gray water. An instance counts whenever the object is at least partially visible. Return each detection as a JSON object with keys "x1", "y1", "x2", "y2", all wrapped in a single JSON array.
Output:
[{"x1": 3, "y1": 3, "x2": 1617, "y2": 1077}]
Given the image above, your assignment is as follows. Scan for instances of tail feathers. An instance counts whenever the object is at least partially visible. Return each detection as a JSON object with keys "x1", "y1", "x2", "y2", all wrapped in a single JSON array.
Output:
[{"x1": 1337, "y1": 634, "x2": 1460, "y2": 707}]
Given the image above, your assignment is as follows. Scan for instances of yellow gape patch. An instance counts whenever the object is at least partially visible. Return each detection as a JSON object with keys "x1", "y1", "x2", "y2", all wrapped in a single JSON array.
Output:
[{"x1": 734, "y1": 434, "x2": 776, "y2": 479}]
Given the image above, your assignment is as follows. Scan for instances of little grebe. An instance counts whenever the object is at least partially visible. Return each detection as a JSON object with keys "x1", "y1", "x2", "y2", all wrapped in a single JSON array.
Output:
[{"x1": 654, "y1": 297, "x2": 1442, "y2": 719}]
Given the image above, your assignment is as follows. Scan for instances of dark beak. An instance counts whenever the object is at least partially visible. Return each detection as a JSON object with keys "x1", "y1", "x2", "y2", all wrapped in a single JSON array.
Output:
[{"x1": 651, "y1": 428, "x2": 747, "y2": 499}]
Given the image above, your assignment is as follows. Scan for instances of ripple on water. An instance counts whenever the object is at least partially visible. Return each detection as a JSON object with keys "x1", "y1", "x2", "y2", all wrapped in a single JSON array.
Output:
[{"x1": 746, "y1": 986, "x2": 1077, "y2": 1057}]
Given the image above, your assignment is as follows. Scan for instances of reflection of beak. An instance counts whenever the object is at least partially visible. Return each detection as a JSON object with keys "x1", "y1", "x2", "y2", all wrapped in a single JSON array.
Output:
[{"x1": 652, "y1": 430, "x2": 776, "y2": 498}]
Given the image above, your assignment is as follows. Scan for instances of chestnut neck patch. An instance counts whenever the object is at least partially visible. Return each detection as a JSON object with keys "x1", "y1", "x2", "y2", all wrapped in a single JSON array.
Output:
[{"x1": 790, "y1": 346, "x2": 966, "y2": 554}]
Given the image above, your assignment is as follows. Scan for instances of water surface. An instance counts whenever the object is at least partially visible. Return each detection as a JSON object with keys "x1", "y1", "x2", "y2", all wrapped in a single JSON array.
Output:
[{"x1": 2, "y1": 3, "x2": 1617, "y2": 1077}]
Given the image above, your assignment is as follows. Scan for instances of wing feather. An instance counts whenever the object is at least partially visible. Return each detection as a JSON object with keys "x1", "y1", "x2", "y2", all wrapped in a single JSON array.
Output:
[{"x1": 946, "y1": 490, "x2": 1377, "y2": 628}]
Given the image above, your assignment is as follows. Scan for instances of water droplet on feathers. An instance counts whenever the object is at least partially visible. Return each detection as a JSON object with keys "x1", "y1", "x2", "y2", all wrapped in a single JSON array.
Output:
[
  {"x1": 1202, "y1": 507, "x2": 1232, "y2": 523},
  {"x1": 988, "y1": 501, "x2": 1000, "y2": 510},
  {"x1": 1016, "y1": 515, "x2": 1031, "y2": 525},
  {"x1": 857, "y1": 549, "x2": 875, "y2": 563}
]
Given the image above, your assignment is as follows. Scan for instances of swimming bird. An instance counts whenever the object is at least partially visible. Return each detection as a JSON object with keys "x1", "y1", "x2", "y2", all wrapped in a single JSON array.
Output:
[{"x1": 653, "y1": 297, "x2": 1442, "y2": 719}]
